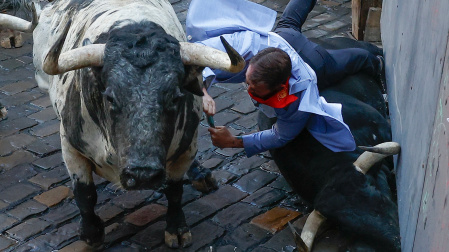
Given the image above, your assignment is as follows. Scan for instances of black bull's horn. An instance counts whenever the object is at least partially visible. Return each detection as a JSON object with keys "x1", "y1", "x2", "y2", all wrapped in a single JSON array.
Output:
[
  {"x1": 42, "y1": 20, "x2": 245, "y2": 75},
  {"x1": 0, "y1": 3, "x2": 38, "y2": 32},
  {"x1": 353, "y1": 142, "x2": 401, "y2": 174}
]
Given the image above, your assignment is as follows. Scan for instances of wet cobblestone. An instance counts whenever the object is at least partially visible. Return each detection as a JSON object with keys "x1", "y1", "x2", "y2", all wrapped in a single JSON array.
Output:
[
  {"x1": 7, "y1": 200, "x2": 47, "y2": 221},
  {"x1": 6, "y1": 217, "x2": 51, "y2": 241},
  {"x1": 124, "y1": 204, "x2": 167, "y2": 227},
  {"x1": 0, "y1": 0, "x2": 361, "y2": 251},
  {"x1": 212, "y1": 202, "x2": 263, "y2": 229},
  {"x1": 28, "y1": 165, "x2": 70, "y2": 189},
  {"x1": 222, "y1": 223, "x2": 271, "y2": 251},
  {"x1": 0, "y1": 182, "x2": 41, "y2": 205},
  {"x1": 234, "y1": 170, "x2": 278, "y2": 194},
  {"x1": 242, "y1": 187, "x2": 287, "y2": 208},
  {"x1": 32, "y1": 151, "x2": 63, "y2": 169},
  {"x1": 40, "y1": 203, "x2": 79, "y2": 225},
  {"x1": 186, "y1": 221, "x2": 226, "y2": 252},
  {"x1": 130, "y1": 221, "x2": 165, "y2": 249},
  {"x1": 0, "y1": 235, "x2": 17, "y2": 251},
  {"x1": 0, "y1": 214, "x2": 18, "y2": 232}
]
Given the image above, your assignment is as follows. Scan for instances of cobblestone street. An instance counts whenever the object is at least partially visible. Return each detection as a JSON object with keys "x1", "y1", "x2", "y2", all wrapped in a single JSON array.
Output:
[{"x1": 0, "y1": 0, "x2": 365, "y2": 251}]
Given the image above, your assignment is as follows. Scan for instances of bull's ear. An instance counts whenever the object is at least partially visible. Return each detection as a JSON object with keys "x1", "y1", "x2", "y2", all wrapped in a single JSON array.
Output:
[{"x1": 183, "y1": 66, "x2": 204, "y2": 96}]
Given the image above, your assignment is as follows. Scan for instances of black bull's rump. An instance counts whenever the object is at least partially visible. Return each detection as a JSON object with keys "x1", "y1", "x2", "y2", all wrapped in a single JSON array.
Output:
[{"x1": 258, "y1": 37, "x2": 401, "y2": 251}]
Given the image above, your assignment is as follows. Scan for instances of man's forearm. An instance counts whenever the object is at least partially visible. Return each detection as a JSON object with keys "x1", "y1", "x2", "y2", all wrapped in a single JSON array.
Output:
[
  {"x1": 240, "y1": 129, "x2": 286, "y2": 157},
  {"x1": 232, "y1": 136, "x2": 244, "y2": 148}
]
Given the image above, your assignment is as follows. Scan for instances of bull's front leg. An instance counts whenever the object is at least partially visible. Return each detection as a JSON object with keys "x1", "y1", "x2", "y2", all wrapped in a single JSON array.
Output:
[
  {"x1": 73, "y1": 176, "x2": 104, "y2": 247},
  {"x1": 164, "y1": 180, "x2": 192, "y2": 248},
  {"x1": 61, "y1": 137, "x2": 104, "y2": 247}
]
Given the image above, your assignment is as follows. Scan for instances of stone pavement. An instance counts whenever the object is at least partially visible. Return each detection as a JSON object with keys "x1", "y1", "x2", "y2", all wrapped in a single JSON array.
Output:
[{"x1": 0, "y1": 0, "x2": 362, "y2": 251}]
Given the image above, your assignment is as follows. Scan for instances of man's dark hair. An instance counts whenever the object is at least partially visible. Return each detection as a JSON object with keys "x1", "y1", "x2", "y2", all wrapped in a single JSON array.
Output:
[{"x1": 248, "y1": 47, "x2": 292, "y2": 90}]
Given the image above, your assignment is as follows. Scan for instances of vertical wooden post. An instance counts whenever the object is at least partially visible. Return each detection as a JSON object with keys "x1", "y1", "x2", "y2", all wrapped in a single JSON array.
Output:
[
  {"x1": 364, "y1": 7, "x2": 382, "y2": 42},
  {"x1": 352, "y1": 0, "x2": 382, "y2": 40}
]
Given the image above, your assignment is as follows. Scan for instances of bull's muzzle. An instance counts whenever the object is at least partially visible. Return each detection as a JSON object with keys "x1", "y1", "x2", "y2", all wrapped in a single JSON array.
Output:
[{"x1": 120, "y1": 164, "x2": 165, "y2": 190}]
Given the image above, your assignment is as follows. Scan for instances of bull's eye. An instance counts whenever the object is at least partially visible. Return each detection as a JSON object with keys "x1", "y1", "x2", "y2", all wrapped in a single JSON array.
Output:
[
  {"x1": 102, "y1": 87, "x2": 117, "y2": 109},
  {"x1": 105, "y1": 96, "x2": 118, "y2": 111},
  {"x1": 105, "y1": 94, "x2": 114, "y2": 104}
]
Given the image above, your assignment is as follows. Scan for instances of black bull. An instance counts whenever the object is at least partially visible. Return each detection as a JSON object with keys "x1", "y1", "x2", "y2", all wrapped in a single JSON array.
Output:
[{"x1": 258, "y1": 37, "x2": 401, "y2": 251}]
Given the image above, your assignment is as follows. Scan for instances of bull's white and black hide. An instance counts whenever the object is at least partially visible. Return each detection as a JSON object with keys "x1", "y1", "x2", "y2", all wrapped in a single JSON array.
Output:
[
  {"x1": 258, "y1": 38, "x2": 401, "y2": 252},
  {"x1": 0, "y1": 0, "x2": 226, "y2": 249}
]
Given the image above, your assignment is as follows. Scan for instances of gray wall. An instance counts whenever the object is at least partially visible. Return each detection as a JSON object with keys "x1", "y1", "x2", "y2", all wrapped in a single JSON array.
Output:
[{"x1": 381, "y1": 0, "x2": 449, "y2": 251}]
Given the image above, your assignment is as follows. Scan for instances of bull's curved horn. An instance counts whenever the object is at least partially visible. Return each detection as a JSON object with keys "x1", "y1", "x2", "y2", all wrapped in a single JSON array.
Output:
[
  {"x1": 290, "y1": 210, "x2": 327, "y2": 252},
  {"x1": 43, "y1": 44, "x2": 105, "y2": 75},
  {"x1": 0, "y1": 3, "x2": 38, "y2": 32},
  {"x1": 180, "y1": 36, "x2": 245, "y2": 73},
  {"x1": 42, "y1": 19, "x2": 105, "y2": 75},
  {"x1": 44, "y1": 30, "x2": 244, "y2": 75},
  {"x1": 354, "y1": 142, "x2": 400, "y2": 174}
]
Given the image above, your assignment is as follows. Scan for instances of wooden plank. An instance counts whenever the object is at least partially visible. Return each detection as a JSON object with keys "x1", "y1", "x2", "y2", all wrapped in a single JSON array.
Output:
[
  {"x1": 413, "y1": 34, "x2": 449, "y2": 252},
  {"x1": 381, "y1": 0, "x2": 449, "y2": 250},
  {"x1": 363, "y1": 7, "x2": 381, "y2": 42},
  {"x1": 351, "y1": 0, "x2": 362, "y2": 40},
  {"x1": 351, "y1": 0, "x2": 382, "y2": 40}
]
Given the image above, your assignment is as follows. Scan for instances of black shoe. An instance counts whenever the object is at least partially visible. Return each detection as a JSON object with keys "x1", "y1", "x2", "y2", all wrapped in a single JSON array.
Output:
[{"x1": 376, "y1": 55, "x2": 387, "y2": 94}]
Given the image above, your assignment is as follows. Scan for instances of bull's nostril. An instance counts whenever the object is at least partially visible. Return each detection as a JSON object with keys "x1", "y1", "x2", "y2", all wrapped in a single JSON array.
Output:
[
  {"x1": 122, "y1": 163, "x2": 165, "y2": 189},
  {"x1": 126, "y1": 178, "x2": 136, "y2": 188}
]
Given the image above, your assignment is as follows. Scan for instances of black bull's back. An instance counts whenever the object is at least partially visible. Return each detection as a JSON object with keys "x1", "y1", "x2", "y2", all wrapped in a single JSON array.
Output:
[{"x1": 257, "y1": 37, "x2": 400, "y2": 251}]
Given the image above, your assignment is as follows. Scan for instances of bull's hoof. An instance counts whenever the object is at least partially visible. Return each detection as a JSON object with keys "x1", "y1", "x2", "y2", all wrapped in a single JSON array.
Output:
[
  {"x1": 82, "y1": 237, "x2": 104, "y2": 250},
  {"x1": 191, "y1": 172, "x2": 218, "y2": 193},
  {"x1": 0, "y1": 106, "x2": 7, "y2": 121},
  {"x1": 0, "y1": 29, "x2": 23, "y2": 49},
  {"x1": 187, "y1": 161, "x2": 218, "y2": 193},
  {"x1": 165, "y1": 230, "x2": 192, "y2": 248},
  {"x1": 79, "y1": 216, "x2": 105, "y2": 249}
]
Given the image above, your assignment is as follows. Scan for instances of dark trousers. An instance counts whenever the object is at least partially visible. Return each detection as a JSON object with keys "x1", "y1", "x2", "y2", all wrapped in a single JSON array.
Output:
[{"x1": 274, "y1": 0, "x2": 380, "y2": 89}]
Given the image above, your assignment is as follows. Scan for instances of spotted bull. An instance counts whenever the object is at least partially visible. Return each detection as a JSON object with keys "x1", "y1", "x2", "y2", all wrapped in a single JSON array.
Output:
[
  {"x1": 0, "y1": 0, "x2": 244, "y2": 248},
  {"x1": 258, "y1": 37, "x2": 401, "y2": 252}
]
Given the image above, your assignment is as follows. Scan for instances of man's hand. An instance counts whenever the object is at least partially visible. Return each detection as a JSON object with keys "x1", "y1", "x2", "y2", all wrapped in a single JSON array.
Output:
[
  {"x1": 202, "y1": 87, "x2": 216, "y2": 116},
  {"x1": 208, "y1": 126, "x2": 243, "y2": 148}
]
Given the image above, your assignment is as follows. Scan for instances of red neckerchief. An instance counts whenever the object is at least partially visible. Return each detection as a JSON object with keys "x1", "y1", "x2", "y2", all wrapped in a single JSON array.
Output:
[{"x1": 248, "y1": 77, "x2": 298, "y2": 109}]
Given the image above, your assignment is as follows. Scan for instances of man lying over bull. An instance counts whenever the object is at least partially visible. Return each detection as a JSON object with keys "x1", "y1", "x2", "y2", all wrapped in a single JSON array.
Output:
[
  {"x1": 187, "y1": 0, "x2": 385, "y2": 156},
  {"x1": 187, "y1": 0, "x2": 400, "y2": 251}
]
